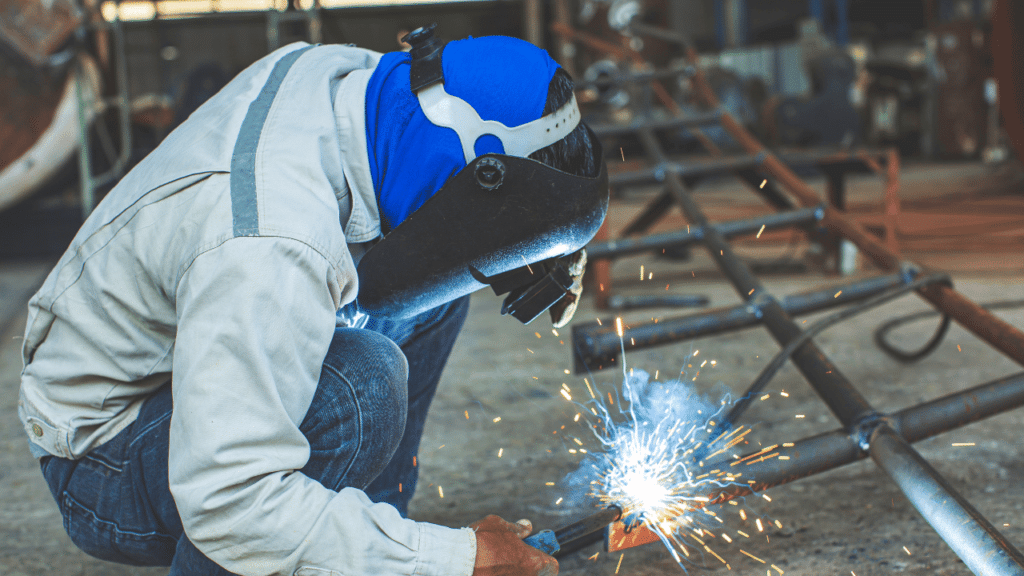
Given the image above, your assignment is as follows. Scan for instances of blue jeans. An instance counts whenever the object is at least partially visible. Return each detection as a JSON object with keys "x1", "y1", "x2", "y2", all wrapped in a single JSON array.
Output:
[{"x1": 38, "y1": 295, "x2": 470, "y2": 575}]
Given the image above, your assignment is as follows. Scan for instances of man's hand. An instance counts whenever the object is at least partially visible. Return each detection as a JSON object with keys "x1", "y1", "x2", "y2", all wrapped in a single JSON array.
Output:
[{"x1": 470, "y1": 515, "x2": 558, "y2": 576}]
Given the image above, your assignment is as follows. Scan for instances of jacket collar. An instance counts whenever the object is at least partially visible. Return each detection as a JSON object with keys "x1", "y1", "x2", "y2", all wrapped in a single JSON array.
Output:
[{"x1": 333, "y1": 63, "x2": 383, "y2": 244}]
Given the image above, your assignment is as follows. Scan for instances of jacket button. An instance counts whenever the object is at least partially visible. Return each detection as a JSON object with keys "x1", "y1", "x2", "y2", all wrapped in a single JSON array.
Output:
[{"x1": 32, "y1": 423, "x2": 43, "y2": 437}]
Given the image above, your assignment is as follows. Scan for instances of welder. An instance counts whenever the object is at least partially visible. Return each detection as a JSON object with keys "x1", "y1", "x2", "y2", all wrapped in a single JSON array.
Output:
[{"x1": 18, "y1": 27, "x2": 607, "y2": 576}]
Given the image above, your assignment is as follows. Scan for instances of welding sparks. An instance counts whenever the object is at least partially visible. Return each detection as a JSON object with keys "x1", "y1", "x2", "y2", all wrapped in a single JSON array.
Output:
[
  {"x1": 558, "y1": 368, "x2": 753, "y2": 569},
  {"x1": 740, "y1": 549, "x2": 766, "y2": 563},
  {"x1": 757, "y1": 224, "x2": 766, "y2": 238},
  {"x1": 616, "y1": 317, "x2": 624, "y2": 338}
]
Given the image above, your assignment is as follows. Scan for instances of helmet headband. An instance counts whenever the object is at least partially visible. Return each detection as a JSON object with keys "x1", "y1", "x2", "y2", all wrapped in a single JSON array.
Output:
[{"x1": 417, "y1": 82, "x2": 582, "y2": 164}]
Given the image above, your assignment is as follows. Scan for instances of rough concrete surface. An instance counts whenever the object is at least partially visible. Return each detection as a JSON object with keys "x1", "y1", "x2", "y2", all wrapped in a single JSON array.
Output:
[{"x1": 2, "y1": 166, "x2": 1023, "y2": 576}]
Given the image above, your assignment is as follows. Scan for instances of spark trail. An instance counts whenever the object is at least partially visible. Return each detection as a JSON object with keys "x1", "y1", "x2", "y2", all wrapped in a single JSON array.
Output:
[{"x1": 562, "y1": 366, "x2": 753, "y2": 567}]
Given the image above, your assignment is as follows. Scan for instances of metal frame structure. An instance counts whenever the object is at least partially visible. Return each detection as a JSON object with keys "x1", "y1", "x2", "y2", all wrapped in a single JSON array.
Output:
[
  {"x1": 555, "y1": 19, "x2": 1024, "y2": 576},
  {"x1": 75, "y1": 7, "x2": 132, "y2": 219}
]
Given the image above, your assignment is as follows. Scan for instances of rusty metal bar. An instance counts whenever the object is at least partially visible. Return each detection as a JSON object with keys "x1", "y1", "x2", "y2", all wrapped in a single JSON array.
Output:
[
  {"x1": 633, "y1": 125, "x2": 1024, "y2": 573},
  {"x1": 590, "y1": 111, "x2": 724, "y2": 138},
  {"x1": 702, "y1": 370, "x2": 1024, "y2": 497},
  {"x1": 557, "y1": 21, "x2": 1024, "y2": 571},
  {"x1": 560, "y1": 19, "x2": 1024, "y2": 364},
  {"x1": 587, "y1": 205, "x2": 822, "y2": 260},
  {"x1": 676, "y1": 45, "x2": 1024, "y2": 367},
  {"x1": 573, "y1": 271, "x2": 913, "y2": 373},
  {"x1": 607, "y1": 149, "x2": 879, "y2": 189},
  {"x1": 635, "y1": 126, "x2": 878, "y2": 425}
]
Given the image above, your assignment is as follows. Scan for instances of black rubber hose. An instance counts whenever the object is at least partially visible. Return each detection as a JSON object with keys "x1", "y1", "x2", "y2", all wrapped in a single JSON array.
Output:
[
  {"x1": 873, "y1": 310, "x2": 952, "y2": 363},
  {"x1": 874, "y1": 299, "x2": 1024, "y2": 363}
]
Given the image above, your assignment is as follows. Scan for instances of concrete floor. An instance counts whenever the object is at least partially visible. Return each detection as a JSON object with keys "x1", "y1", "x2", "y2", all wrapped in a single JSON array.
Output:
[{"x1": 2, "y1": 164, "x2": 1024, "y2": 576}]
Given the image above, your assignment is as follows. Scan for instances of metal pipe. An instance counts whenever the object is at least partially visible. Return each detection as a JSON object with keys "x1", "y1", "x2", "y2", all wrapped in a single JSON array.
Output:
[
  {"x1": 523, "y1": 505, "x2": 623, "y2": 557},
  {"x1": 607, "y1": 150, "x2": 877, "y2": 189},
  {"x1": 92, "y1": 16, "x2": 132, "y2": 191},
  {"x1": 572, "y1": 272, "x2": 911, "y2": 373},
  {"x1": 870, "y1": 425, "x2": 1024, "y2": 576},
  {"x1": 701, "y1": 372, "x2": 1024, "y2": 500},
  {"x1": 558, "y1": 373, "x2": 1024, "y2": 557},
  {"x1": 75, "y1": 57, "x2": 96, "y2": 221},
  {"x1": 700, "y1": 272, "x2": 952, "y2": 451},
  {"x1": 590, "y1": 111, "x2": 724, "y2": 138},
  {"x1": 586, "y1": 205, "x2": 821, "y2": 260},
  {"x1": 576, "y1": 67, "x2": 693, "y2": 90},
  {"x1": 554, "y1": 505, "x2": 623, "y2": 546},
  {"x1": 627, "y1": 20, "x2": 695, "y2": 49},
  {"x1": 678, "y1": 45, "x2": 1024, "y2": 368},
  {"x1": 606, "y1": 294, "x2": 709, "y2": 310},
  {"x1": 636, "y1": 127, "x2": 877, "y2": 426}
]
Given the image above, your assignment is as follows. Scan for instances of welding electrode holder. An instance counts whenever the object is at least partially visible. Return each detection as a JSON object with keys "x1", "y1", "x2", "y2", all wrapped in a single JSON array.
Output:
[{"x1": 523, "y1": 505, "x2": 623, "y2": 557}]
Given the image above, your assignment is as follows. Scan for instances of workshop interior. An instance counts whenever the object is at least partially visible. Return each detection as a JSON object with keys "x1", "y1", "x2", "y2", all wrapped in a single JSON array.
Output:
[{"x1": 3, "y1": 0, "x2": 1024, "y2": 575}]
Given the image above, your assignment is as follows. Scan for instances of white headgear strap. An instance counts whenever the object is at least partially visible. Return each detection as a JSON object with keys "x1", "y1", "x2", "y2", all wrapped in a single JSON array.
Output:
[{"x1": 417, "y1": 82, "x2": 581, "y2": 165}]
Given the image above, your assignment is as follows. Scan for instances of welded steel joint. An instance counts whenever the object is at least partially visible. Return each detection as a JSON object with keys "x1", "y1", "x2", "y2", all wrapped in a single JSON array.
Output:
[
  {"x1": 850, "y1": 412, "x2": 893, "y2": 452},
  {"x1": 746, "y1": 291, "x2": 777, "y2": 319}
]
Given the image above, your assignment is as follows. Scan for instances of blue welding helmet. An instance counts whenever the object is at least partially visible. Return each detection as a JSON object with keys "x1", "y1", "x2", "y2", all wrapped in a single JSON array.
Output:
[{"x1": 356, "y1": 25, "x2": 608, "y2": 325}]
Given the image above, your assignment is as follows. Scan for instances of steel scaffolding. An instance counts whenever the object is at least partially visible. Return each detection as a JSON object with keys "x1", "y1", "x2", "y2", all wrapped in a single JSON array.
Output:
[{"x1": 559, "y1": 19, "x2": 1024, "y2": 576}]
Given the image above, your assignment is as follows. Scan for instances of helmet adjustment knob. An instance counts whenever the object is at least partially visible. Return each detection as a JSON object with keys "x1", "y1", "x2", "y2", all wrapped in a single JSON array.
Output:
[{"x1": 475, "y1": 157, "x2": 506, "y2": 190}]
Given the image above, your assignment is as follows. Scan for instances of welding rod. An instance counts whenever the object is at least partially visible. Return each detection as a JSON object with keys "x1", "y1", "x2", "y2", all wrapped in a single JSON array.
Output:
[{"x1": 523, "y1": 505, "x2": 623, "y2": 557}]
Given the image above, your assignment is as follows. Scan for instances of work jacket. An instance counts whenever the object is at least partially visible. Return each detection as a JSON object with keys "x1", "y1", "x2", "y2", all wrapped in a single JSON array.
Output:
[{"x1": 18, "y1": 42, "x2": 476, "y2": 576}]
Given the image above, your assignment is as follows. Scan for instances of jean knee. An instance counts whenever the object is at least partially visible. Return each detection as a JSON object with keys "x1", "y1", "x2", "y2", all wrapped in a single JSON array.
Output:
[
  {"x1": 309, "y1": 329, "x2": 409, "y2": 486},
  {"x1": 326, "y1": 328, "x2": 408, "y2": 423}
]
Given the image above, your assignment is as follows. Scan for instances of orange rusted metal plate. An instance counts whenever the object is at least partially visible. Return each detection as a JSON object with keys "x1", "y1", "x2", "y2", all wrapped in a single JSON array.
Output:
[
  {"x1": 0, "y1": 0, "x2": 82, "y2": 66},
  {"x1": 992, "y1": 0, "x2": 1024, "y2": 162},
  {"x1": 606, "y1": 520, "x2": 661, "y2": 552},
  {"x1": 0, "y1": 50, "x2": 63, "y2": 173}
]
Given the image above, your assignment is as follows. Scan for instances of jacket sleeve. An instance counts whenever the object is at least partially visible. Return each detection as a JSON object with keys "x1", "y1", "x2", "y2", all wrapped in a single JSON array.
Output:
[{"x1": 169, "y1": 236, "x2": 476, "y2": 576}]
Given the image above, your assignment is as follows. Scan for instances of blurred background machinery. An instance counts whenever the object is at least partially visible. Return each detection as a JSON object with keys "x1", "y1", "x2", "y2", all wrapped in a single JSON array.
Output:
[{"x1": 0, "y1": 0, "x2": 1022, "y2": 263}]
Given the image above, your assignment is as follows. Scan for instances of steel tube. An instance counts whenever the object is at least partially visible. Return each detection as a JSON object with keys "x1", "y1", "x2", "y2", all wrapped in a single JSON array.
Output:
[
  {"x1": 681, "y1": 53, "x2": 1024, "y2": 367},
  {"x1": 573, "y1": 273, "x2": 911, "y2": 373},
  {"x1": 576, "y1": 67, "x2": 693, "y2": 90},
  {"x1": 702, "y1": 372, "x2": 1024, "y2": 499},
  {"x1": 607, "y1": 151, "x2": 870, "y2": 189},
  {"x1": 592, "y1": 373, "x2": 1024, "y2": 559},
  {"x1": 586, "y1": 206, "x2": 821, "y2": 260},
  {"x1": 895, "y1": 372, "x2": 1024, "y2": 442},
  {"x1": 636, "y1": 127, "x2": 877, "y2": 426},
  {"x1": 607, "y1": 294, "x2": 709, "y2": 310},
  {"x1": 870, "y1": 425, "x2": 1024, "y2": 576},
  {"x1": 553, "y1": 505, "x2": 623, "y2": 546},
  {"x1": 627, "y1": 19, "x2": 695, "y2": 49},
  {"x1": 590, "y1": 111, "x2": 724, "y2": 138}
]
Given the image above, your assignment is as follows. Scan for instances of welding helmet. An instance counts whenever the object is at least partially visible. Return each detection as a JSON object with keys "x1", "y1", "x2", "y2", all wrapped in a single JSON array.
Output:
[{"x1": 356, "y1": 25, "x2": 608, "y2": 326}]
